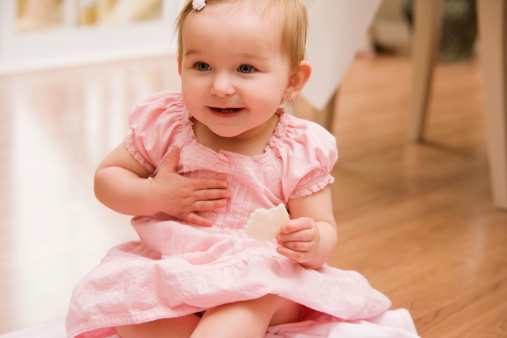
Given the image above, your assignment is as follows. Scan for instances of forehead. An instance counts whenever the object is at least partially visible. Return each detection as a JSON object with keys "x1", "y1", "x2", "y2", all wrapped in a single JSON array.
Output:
[
  {"x1": 196, "y1": 0, "x2": 278, "y2": 20},
  {"x1": 181, "y1": 2, "x2": 283, "y2": 56}
]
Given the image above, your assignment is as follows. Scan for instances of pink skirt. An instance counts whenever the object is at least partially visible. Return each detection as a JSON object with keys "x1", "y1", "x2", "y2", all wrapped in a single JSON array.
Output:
[{"x1": 66, "y1": 218, "x2": 418, "y2": 337}]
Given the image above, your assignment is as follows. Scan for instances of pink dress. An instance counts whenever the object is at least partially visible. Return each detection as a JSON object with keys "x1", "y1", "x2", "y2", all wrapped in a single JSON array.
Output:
[{"x1": 66, "y1": 92, "x2": 418, "y2": 337}]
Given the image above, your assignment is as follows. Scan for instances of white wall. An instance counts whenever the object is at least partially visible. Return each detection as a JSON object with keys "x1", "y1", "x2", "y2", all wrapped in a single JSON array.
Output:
[{"x1": 0, "y1": 0, "x2": 186, "y2": 74}]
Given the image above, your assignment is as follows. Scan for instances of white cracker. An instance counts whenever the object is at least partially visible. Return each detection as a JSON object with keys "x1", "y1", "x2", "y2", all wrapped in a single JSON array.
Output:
[{"x1": 238, "y1": 204, "x2": 289, "y2": 241}]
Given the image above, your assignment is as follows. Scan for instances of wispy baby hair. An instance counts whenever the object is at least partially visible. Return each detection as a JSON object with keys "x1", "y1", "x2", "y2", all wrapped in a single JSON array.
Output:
[{"x1": 175, "y1": 0, "x2": 308, "y2": 71}]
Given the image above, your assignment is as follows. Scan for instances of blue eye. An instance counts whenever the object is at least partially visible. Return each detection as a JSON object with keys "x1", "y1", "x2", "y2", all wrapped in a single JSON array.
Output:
[
  {"x1": 194, "y1": 62, "x2": 211, "y2": 71},
  {"x1": 238, "y1": 64, "x2": 255, "y2": 74}
]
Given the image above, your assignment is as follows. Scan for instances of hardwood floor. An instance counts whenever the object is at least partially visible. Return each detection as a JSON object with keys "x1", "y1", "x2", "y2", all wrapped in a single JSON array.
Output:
[{"x1": 0, "y1": 53, "x2": 506, "y2": 337}]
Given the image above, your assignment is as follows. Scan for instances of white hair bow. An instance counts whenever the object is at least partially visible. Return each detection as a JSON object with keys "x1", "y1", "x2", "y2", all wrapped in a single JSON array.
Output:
[{"x1": 192, "y1": 0, "x2": 206, "y2": 10}]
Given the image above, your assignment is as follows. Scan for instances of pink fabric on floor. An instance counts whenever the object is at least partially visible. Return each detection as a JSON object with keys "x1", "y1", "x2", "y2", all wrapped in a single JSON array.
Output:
[
  {"x1": 66, "y1": 239, "x2": 418, "y2": 338},
  {"x1": 4, "y1": 310, "x2": 418, "y2": 338},
  {"x1": 267, "y1": 309, "x2": 419, "y2": 337}
]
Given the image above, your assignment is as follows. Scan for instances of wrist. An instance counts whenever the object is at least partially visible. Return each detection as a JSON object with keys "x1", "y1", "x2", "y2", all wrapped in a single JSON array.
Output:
[
  {"x1": 143, "y1": 177, "x2": 163, "y2": 216},
  {"x1": 302, "y1": 221, "x2": 337, "y2": 269}
]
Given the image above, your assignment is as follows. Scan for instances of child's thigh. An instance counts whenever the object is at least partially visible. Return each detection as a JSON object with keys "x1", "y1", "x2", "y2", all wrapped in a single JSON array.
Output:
[
  {"x1": 115, "y1": 314, "x2": 200, "y2": 338},
  {"x1": 191, "y1": 294, "x2": 300, "y2": 338}
]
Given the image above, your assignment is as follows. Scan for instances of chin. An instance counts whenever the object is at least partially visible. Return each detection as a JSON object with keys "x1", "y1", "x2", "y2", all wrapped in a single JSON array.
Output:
[
  {"x1": 205, "y1": 122, "x2": 244, "y2": 136},
  {"x1": 213, "y1": 130, "x2": 244, "y2": 138}
]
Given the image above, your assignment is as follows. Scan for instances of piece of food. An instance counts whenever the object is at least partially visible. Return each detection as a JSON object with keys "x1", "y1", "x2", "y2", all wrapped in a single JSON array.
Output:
[{"x1": 238, "y1": 204, "x2": 289, "y2": 241}]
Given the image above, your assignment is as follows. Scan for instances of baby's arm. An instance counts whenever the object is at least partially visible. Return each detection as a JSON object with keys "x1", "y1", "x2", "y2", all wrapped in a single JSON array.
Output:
[
  {"x1": 276, "y1": 186, "x2": 337, "y2": 269},
  {"x1": 94, "y1": 143, "x2": 230, "y2": 226}
]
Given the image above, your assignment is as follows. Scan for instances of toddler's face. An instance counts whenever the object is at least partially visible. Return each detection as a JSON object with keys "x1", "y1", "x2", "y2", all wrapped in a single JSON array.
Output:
[{"x1": 178, "y1": 2, "x2": 292, "y2": 140}]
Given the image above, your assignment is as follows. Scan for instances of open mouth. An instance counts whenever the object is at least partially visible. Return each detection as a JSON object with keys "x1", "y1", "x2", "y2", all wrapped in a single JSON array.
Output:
[
  {"x1": 210, "y1": 107, "x2": 242, "y2": 115},
  {"x1": 211, "y1": 107, "x2": 241, "y2": 113}
]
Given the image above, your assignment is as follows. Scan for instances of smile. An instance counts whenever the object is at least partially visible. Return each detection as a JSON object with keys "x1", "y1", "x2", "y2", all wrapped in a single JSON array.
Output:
[
  {"x1": 209, "y1": 107, "x2": 244, "y2": 118},
  {"x1": 211, "y1": 107, "x2": 241, "y2": 113}
]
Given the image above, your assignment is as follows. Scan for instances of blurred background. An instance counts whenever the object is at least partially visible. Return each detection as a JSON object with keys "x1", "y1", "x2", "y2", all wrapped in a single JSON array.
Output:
[
  {"x1": 0, "y1": 0, "x2": 185, "y2": 73},
  {"x1": 2, "y1": 0, "x2": 505, "y2": 337},
  {"x1": 0, "y1": 0, "x2": 479, "y2": 72}
]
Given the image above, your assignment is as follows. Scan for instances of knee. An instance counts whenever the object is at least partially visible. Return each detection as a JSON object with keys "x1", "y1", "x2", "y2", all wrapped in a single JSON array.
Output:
[
  {"x1": 191, "y1": 295, "x2": 299, "y2": 338},
  {"x1": 116, "y1": 315, "x2": 200, "y2": 338}
]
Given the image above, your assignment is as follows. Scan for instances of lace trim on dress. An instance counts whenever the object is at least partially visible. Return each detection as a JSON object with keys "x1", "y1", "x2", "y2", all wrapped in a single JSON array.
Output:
[
  {"x1": 290, "y1": 169, "x2": 335, "y2": 199},
  {"x1": 186, "y1": 108, "x2": 290, "y2": 162},
  {"x1": 125, "y1": 132, "x2": 156, "y2": 173},
  {"x1": 170, "y1": 98, "x2": 194, "y2": 144},
  {"x1": 266, "y1": 109, "x2": 291, "y2": 153}
]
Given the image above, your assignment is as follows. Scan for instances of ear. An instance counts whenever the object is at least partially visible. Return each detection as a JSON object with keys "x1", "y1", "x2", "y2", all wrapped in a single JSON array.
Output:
[
  {"x1": 177, "y1": 58, "x2": 182, "y2": 76},
  {"x1": 284, "y1": 61, "x2": 312, "y2": 100}
]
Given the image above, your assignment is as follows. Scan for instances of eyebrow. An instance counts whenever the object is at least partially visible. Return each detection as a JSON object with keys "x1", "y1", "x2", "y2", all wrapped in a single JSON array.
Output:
[
  {"x1": 240, "y1": 52, "x2": 270, "y2": 63},
  {"x1": 183, "y1": 49, "x2": 200, "y2": 57}
]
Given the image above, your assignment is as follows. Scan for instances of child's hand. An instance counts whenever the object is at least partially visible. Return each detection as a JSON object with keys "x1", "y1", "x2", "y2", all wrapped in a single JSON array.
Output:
[
  {"x1": 276, "y1": 217, "x2": 320, "y2": 265},
  {"x1": 150, "y1": 146, "x2": 231, "y2": 226}
]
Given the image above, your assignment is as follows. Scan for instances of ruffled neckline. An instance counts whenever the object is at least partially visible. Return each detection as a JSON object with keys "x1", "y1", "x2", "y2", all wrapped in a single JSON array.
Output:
[{"x1": 175, "y1": 98, "x2": 291, "y2": 162}]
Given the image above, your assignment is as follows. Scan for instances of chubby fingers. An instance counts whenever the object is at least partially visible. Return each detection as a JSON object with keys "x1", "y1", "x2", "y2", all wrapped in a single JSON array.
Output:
[
  {"x1": 193, "y1": 177, "x2": 229, "y2": 191},
  {"x1": 190, "y1": 178, "x2": 231, "y2": 210},
  {"x1": 182, "y1": 212, "x2": 215, "y2": 227},
  {"x1": 276, "y1": 218, "x2": 320, "y2": 263},
  {"x1": 278, "y1": 217, "x2": 315, "y2": 240},
  {"x1": 193, "y1": 179, "x2": 230, "y2": 200}
]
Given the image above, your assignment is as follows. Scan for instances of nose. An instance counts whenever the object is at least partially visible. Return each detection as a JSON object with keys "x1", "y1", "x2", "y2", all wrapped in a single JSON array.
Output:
[{"x1": 210, "y1": 72, "x2": 235, "y2": 97}]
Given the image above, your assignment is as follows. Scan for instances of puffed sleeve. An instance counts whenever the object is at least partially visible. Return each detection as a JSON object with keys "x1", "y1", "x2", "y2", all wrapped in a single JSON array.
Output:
[
  {"x1": 124, "y1": 91, "x2": 191, "y2": 174},
  {"x1": 275, "y1": 114, "x2": 338, "y2": 200}
]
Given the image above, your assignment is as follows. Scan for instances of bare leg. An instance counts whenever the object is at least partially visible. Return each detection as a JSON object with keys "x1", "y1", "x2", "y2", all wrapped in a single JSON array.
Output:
[
  {"x1": 116, "y1": 314, "x2": 200, "y2": 338},
  {"x1": 190, "y1": 294, "x2": 301, "y2": 338}
]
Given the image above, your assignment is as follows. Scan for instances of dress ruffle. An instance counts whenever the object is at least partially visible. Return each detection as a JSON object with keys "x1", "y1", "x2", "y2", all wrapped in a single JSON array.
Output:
[{"x1": 66, "y1": 219, "x2": 392, "y2": 338}]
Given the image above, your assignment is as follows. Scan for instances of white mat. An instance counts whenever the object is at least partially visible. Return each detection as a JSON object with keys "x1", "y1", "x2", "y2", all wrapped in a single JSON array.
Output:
[{"x1": 1, "y1": 319, "x2": 65, "y2": 338}]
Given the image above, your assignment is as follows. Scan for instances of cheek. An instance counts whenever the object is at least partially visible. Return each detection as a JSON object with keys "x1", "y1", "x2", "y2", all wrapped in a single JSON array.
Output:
[
  {"x1": 181, "y1": 75, "x2": 198, "y2": 93},
  {"x1": 257, "y1": 87, "x2": 286, "y2": 108},
  {"x1": 181, "y1": 86, "x2": 201, "y2": 116},
  {"x1": 181, "y1": 78, "x2": 206, "y2": 104},
  {"x1": 248, "y1": 77, "x2": 287, "y2": 101},
  {"x1": 267, "y1": 75, "x2": 290, "y2": 96}
]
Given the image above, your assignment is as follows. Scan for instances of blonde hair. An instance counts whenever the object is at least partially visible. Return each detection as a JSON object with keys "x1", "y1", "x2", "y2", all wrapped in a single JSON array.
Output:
[{"x1": 175, "y1": 0, "x2": 308, "y2": 71}]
